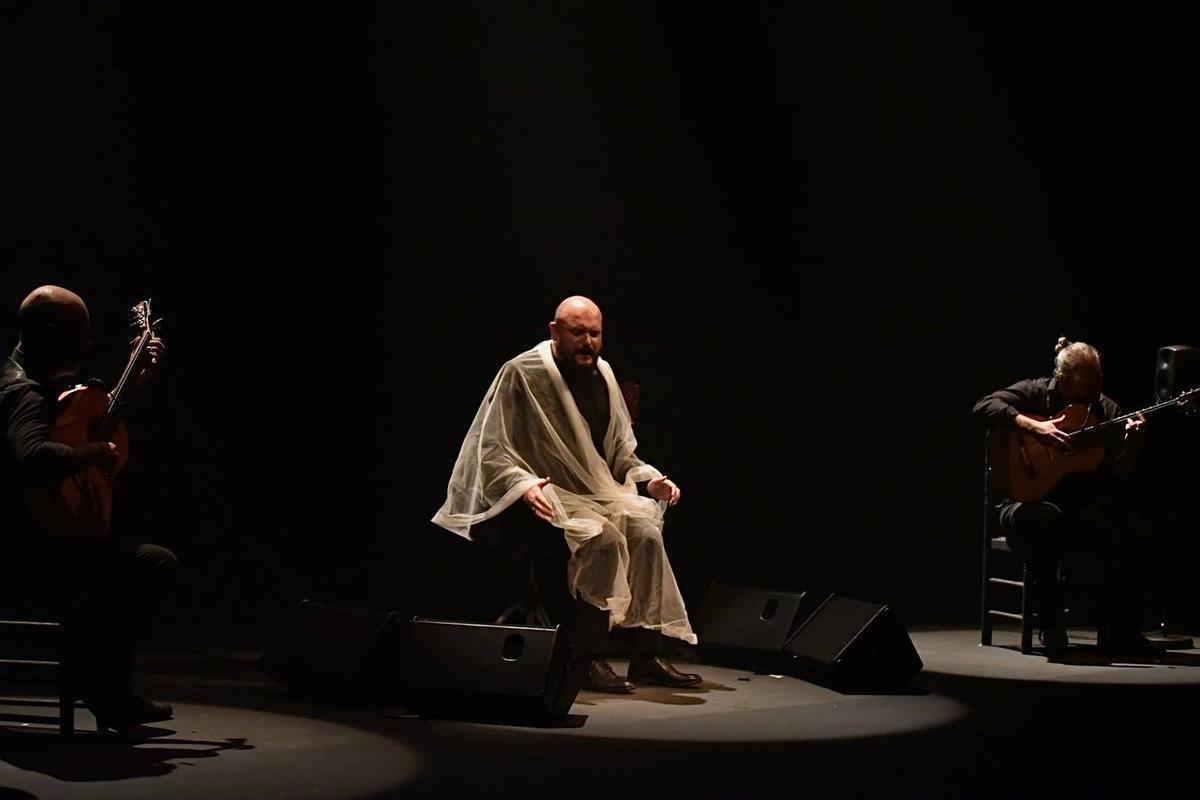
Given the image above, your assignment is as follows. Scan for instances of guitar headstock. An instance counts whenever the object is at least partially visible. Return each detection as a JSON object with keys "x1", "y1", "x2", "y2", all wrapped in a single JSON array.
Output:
[
  {"x1": 130, "y1": 299, "x2": 154, "y2": 335},
  {"x1": 1177, "y1": 386, "x2": 1200, "y2": 416}
]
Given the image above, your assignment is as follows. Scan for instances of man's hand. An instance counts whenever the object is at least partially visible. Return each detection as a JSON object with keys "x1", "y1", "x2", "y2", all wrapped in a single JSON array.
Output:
[
  {"x1": 522, "y1": 477, "x2": 555, "y2": 523},
  {"x1": 1124, "y1": 413, "x2": 1148, "y2": 440},
  {"x1": 1114, "y1": 413, "x2": 1148, "y2": 475},
  {"x1": 76, "y1": 441, "x2": 119, "y2": 473},
  {"x1": 1016, "y1": 414, "x2": 1072, "y2": 452},
  {"x1": 647, "y1": 476, "x2": 681, "y2": 506},
  {"x1": 135, "y1": 335, "x2": 166, "y2": 388}
]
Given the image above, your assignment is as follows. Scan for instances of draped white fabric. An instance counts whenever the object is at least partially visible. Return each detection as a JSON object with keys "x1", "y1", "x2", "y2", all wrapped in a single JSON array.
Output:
[{"x1": 432, "y1": 340, "x2": 696, "y2": 644}]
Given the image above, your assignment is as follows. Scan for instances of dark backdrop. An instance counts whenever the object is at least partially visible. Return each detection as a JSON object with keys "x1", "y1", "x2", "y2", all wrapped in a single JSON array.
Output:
[{"x1": 3, "y1": 3, "x2": 1197, "y2": 642}]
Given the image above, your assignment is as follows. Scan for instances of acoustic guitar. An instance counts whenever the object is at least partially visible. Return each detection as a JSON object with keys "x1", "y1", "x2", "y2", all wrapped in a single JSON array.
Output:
[
  {"x1": 26, "y1": 299, "x2": 160, "y2": 543},
  {"x1": 988, "y1": 386, "x2": 1199, "y2": 502}
]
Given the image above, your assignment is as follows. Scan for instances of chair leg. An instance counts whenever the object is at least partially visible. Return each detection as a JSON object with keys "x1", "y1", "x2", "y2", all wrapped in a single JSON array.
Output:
[
  {"x1": 981, "y1": 603, "x2": 994, "y2": 646},
  {"x1": 1020, "y1": 561, "x2": 1034, "y2": 655},
  {"x1": 981, "y1": 452, "x2": 993, "y2": 647},
  {"x1": 59, "y1": 692, "x2": 74, "y2": 737},
  {"x1": 981, "y1": 548, "x2": 993, "y2": 647},
  {"x1": 57, "y1": 659, "x2": 74, "y2": 737}
]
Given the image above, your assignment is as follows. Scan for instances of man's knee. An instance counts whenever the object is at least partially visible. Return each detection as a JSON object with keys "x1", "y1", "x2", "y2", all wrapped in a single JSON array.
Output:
[
  {"x1": 135, "y1": 543, "x2": 179, "y2": 573},
  {"x1": 1001, "y1": 501, "x2": 1065, "y2": 550},
  {"x1": 132, "y1": 544, "x2": 180, "y2": 598},
  {"x1": 626, "y1": 519, "x2": 663, "y2": 545},
  {"x1": 577, "y1": 527, "x2": 625, "y2": 562},
  {"x1": 1002, "y1": 502, "x2": 1062, "y2": 533}
]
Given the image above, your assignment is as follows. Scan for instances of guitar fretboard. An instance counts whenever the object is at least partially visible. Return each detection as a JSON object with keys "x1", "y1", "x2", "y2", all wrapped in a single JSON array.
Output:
[{"x1": 1071, "y1": 389, "x2": 1198, "y2": 437}]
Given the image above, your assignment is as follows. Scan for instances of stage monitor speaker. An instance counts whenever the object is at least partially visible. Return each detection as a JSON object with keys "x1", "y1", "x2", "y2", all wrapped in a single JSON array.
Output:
[
  {"x1": 697, "y1": 582, "x2": 824, "y2": 667},
  {"x1": 783, "y1": 594, "x2": 922, "y2": 691},
  {"x1": 397, "y1": 618, "x2": 584, "y2": 722},
  {"x1": 1155, "y1": 345, "x2": 1200, "y2": 402},
  {"x1": 259, "y1": 599, "x2": 404, "y2": 704}
]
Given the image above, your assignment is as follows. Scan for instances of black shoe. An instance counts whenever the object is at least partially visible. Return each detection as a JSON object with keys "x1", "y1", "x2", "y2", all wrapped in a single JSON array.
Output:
[
  {"x1": 627, "y1": 655, "x2": 703, "y2": 687},
  {"x1": 1097, "y1": 629, "x2": 1169, "y2": 658},
  {"x1": 92, "y1": 693, "x2": 174, "y2": 733},
  {"x1": 584, "y1": 659, "x2": 635, "y2": 693},
  {"x1": 1039, "y1": 625, "x2": 1068, "y2": 658}
]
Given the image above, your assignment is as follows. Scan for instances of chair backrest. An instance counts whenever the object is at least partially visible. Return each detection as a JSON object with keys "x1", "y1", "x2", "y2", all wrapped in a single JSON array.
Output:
[
  {"x1": 620, "y1": 380, "x2": 640, "y2": 426},
  {"x1": 981, "y1": 432, "x2": 1003, "y2": 537},
  {"x1": 983, "y1": 433, "x2": 992, "y2": 534}
]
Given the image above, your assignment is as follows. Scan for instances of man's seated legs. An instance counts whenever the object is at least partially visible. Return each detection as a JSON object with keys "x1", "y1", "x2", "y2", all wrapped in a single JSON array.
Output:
[
  {"x1": 1002, "y1": 500, "x2": 1162, "y2": 657},
  {"x1": 622, "y1": 519, "x2": 700, "y2": 686},
  {"x1": 60, "y1": 541, "x2": 179, "y2": 729},
  {"x1": 999, "y1": 501, "x2": 1069, "y2": 655},
  {"x1": 570, "y1": 520, "x2": 700, "y2": 690},
  {"x1": 472, "y1": 508, "x2": 637, "y2": 692},
  {"x1": 1075, "y1": 503, "x2": 1162, "y2": 655}
]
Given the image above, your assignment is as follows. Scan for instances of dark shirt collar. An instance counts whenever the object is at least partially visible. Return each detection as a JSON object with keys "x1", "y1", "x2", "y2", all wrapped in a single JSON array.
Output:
[
  {"x1": 3, "y1": 347, "x2": 28, "y2": 384},
  {"x1": 5, "y1": 346, "x2": 79, "y2": 394}
]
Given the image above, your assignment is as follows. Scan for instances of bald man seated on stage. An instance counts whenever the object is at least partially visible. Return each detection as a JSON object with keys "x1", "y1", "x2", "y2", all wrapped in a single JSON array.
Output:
[
  {"x1": 433, "y1": 296, "x2": 700, "y2": 693},
  {"x1": 1, "y1": 285, "x2": 177, "y2": 730}
]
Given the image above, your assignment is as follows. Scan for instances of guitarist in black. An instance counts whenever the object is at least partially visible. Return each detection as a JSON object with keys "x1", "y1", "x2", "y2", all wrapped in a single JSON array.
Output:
[
  {"x1": 972, "y1": 337, "x2": 1161, "y2": 658},
  {"x1": 1, "y1": 285, "x2": 177, "y2": 730}
]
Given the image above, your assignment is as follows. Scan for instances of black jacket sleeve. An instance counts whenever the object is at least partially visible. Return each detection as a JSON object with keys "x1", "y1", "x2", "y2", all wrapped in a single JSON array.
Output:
[
  {"x1": 972, "y1": 379, "x2": 1042, "y2": 428},
  {"x1": 2, "y1": 384, "x2": 79, "y2": 487}
]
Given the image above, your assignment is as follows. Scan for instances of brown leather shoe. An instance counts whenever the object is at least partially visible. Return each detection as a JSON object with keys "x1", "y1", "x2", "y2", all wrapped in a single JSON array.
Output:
[
  {"x1": 627, "y1": 655, "x2": 703, "y2": 687},
  {"x1": 584, "y1": 658, "x2": 635, "y2": 693}
]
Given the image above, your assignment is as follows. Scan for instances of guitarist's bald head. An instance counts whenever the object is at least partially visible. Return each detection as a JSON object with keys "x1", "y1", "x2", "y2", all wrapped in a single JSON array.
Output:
[{"x1": 17, "y1": 285, "x2": 91, "y2": 375}]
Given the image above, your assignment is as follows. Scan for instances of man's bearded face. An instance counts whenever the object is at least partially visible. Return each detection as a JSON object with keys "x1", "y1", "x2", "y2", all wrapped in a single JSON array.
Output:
[{"x1": 553, "y1": 310, "x2": 603, "y2": 368}]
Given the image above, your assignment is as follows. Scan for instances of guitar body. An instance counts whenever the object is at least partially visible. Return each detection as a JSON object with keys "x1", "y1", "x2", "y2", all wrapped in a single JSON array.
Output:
[
  {"x1": 987, "y1": 404, "x2": 1106, "y2": 502},
  {"x1": 26, "y1": 385, "x2": 130, "y2": 544}
]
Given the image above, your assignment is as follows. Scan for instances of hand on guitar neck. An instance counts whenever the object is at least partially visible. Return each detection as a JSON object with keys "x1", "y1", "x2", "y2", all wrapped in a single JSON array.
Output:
[
  {"x1": 1113, "y1": 412, "x2": 1148, "y2": 474},
  {"x1": 133, "y1": 334, "x2": 166, "y2": 390}
]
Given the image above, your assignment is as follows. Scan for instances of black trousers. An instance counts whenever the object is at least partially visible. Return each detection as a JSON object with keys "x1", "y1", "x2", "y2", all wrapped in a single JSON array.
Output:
[
  {"x1": 998, "y1": 498, "x2": 1149, "y2": 633},
  {"x1": 570, "y1": 594, "x2": 664, "y2": 658},
  {"x1": 52, "y1": 541, "x2": 179, "y2": 703}
]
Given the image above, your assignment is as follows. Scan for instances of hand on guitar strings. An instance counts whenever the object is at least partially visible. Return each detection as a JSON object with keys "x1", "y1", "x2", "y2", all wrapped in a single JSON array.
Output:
[
  {"x1": 76, "y1": 441, "x2": 119, "y2": 474},
  {"x1": 1017, "y1": 413, "x2": 1074, "y2": 453}
]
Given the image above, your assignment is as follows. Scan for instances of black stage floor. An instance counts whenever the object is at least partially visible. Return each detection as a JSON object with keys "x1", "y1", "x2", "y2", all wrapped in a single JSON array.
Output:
[{"x1": 4, "y1": 627, "x2": 1200, "y2": 799}]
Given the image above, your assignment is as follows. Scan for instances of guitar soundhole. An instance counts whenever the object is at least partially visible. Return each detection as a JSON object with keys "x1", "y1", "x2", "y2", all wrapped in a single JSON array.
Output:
[
  {"x1": 760, "y1": 599, "x2": 779, "y2": 621},
  {"x1": 501, "y1": 634, "x2": 525, "y2": 661}
]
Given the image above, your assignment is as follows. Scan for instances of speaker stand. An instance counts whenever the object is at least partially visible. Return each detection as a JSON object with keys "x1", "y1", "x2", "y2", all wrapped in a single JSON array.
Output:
[
  {"x1": 495, "y1": 557, "x2": 554, "y2": 627},
  {"x1": 495, "y1": 598, "x2": 552, "y2": 627},
  {"x1": 1145, "y1": 624, "x2": 1194, "y2": 650}
]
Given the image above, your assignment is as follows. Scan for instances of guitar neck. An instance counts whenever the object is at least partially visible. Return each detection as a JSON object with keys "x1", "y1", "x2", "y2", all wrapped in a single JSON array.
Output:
[
  {"x1": 1074, "y1": 395, "x2": 1185, "y2": 436},
  {"x1": 99, "y1": 302, "x2": 155, "y2": 437},
  {"x1": 107, "y1": 335, "x2": 148, "y2": 413}
]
